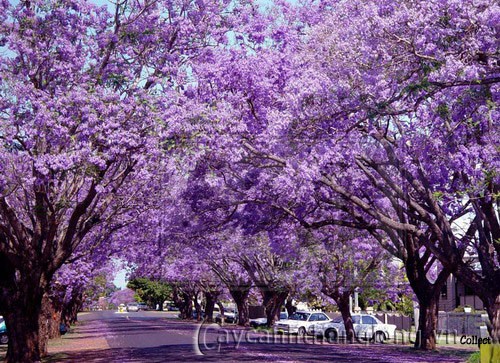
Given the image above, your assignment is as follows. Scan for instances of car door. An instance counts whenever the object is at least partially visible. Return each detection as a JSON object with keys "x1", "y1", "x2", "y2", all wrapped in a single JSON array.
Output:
[
  {"x1": 314, "y1": 313, "x2": 330, "y2": 330},
  {"x1": 308, "y1": 313, "x2": 319, "y2": 327},
  {"x1": 358, "y1": 315, "x2": 377, "y2": 338}
]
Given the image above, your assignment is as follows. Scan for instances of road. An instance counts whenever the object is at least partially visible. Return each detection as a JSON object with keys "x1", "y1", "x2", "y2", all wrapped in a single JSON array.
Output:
[{"x1": 43, "y1": 311, "x2": 472, "y2": 362}]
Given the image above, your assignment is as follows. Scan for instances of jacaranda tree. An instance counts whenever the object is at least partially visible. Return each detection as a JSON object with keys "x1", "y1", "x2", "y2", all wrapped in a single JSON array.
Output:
[{"x1": 0, "y1": 0, "x2": 240, "y2": 361}]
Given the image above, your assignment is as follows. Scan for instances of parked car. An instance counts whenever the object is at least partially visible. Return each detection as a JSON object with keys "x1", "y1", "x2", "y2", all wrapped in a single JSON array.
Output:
[
  {"x1": 250, "y1": 311, "x2": 288, "y2": 327},
  {"x1": 126, "y1": 303, "x2": 139, "y2": 312},
  {"x1": 215, "y1": 308, "x2": 238, "y2": 324},
  {"x1": 0, "y1": 316, "x2": 8, "y2": 345},
  {"x1": 137, "y1": 303, "x2": 149, "y2": 311},
  {"x1": 307, "y1": 314, "x2": 397, "y2": 343},
  {"x1": 274, "y1": 311, "x2": 330, "y2": 336}
]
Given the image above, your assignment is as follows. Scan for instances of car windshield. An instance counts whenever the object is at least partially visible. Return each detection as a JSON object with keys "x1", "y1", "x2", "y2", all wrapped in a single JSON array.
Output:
[{"x1": 288, "y1": 312, "x2": 311, "y2": 321}]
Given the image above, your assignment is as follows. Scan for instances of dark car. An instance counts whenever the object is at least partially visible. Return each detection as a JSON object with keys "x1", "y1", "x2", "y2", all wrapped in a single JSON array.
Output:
[{"x1": 0, "y1": 316, "x2": 8, "y2": 345}]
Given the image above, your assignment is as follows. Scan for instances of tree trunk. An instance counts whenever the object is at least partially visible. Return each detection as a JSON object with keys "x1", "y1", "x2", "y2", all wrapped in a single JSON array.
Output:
[
  {"x1": 484, "y1": 293, "x2": 500, "y2": 343},
  {"x1": 39, "y1": 293, "x2": 61, "y2": 357},
  {"x1": 38, "y1": 293, "x2": 56, "y2": 357},
  {"x1": 261, "y1": 289, "x2": 288, "y2": 327},
  {"x1": 180, "y1": 292, "x2": 193, "y2": 319},
  {"x1": 193, "y1": 293, "x2": 202, "y2": 321},
  {"x1": 401, "y1": 238, "x2": 449, "y2": 350},
  {"x1": 62, "y1": 292, "x2": 83, "y2": 326},
  {"x1": 205, "y1": 292, "x2": 216, "y2": 323},
  {"x1": 172, "y1": 286, "x2": 192, "y2": 320},
  {"x1": 285, "y1": 299, "x2": 295, "y2": 317},
  {"x1": 229, "y1": 287, "x2": 250, "y2": 326},
  {"x1": 337, "y1": 293, "x2": 356, "y2": 343},
  {"x1": 4, "y1": 297, "x2": 44, "y2": 363},
  {"x1": 414, "y1": 291, "x2": 439, "y2": 350},
  {"x1": 204, "y1": 290, "x2": 220, "y2": 323}
]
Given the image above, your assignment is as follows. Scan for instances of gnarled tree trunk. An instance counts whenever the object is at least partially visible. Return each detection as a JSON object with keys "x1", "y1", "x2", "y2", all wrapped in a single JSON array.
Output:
[
  {"x1": 414, "y1": 290, "x2": 439, "y2": 350},
  {"x1": 483, "y1": 293, "x2": 500, "y2": 343},
  {"x1": 261, "y1": 289, "x2": 288, "y2": 328},
  {"x1": 404, "y1": 253, "x2": 449, "y2": 351},
  {"x1": 337, "y1": 292, "x2": 356, "y2": 343},
  {"x1": 324, "y1": 289, "x2": 355, "y2": 343},
  {"x1": 229, "y1": 286, "x2": 251, "y2": 326},
  {"x1": 3, "y1": 272, "x2": 46, "y2": 363},
  {"x1": 204, "y1": 290, "x2": 221, "y2": 323}
]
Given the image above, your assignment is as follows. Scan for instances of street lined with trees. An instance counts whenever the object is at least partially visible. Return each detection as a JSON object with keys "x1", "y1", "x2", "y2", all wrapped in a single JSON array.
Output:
[{"x1": 0, "y1": 0, "x2": 498, "y2": 361}]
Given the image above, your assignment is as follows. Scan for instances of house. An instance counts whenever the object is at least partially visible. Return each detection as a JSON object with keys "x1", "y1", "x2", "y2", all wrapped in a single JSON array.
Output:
[{"x1": 439, "y1": 274, "x2": 483, "y2": 312}]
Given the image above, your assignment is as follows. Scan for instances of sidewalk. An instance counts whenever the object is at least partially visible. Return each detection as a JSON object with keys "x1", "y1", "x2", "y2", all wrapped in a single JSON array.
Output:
[{"x1": 45, "y1": 314, "x2": 110, "y2": 361}]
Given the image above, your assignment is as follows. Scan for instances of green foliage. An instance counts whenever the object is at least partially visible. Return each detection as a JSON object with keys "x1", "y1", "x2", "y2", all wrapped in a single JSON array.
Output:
[
  {"x1": 393, "y1": 295, "x2": 414, "y2": 316},
  {"x1": 468, "y1": 351, "x2": 480, "y2": 363},
  {"x1": 359, "y1": 289, "x2": 413, "y2": 316},
  {"x1": 127, "y1": 277, "x2": 172, "y2": 309}
]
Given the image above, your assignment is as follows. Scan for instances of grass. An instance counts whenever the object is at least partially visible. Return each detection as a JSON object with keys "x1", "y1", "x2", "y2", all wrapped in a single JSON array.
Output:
[
  {"x1": 467, "y1": 351, "x2": 480, "y2": 363},
  {"x1": 252, "y1": 326, "x2": 273, "y2": 333}
]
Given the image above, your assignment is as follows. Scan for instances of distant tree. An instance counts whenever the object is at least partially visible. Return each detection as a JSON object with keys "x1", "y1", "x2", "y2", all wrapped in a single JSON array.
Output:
[{"x1": 127, "y1": 278, "x2": 172, "y2": 310}]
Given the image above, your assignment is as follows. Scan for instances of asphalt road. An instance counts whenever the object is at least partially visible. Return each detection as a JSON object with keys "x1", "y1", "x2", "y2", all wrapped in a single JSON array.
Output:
[{"x1": 46, "y1": 311, "x2": 472, "y2": 363}]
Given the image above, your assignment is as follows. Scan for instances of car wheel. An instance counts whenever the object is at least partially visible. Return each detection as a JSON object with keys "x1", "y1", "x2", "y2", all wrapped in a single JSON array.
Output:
[
  {"x1": 325, "y1": 329, "x2": 337, "y2": 343},
  {"x1": 0, "y1": 334, "x2": 8, "y2": 345},
  {"x1": 297, "y1": 327, "x2": 306, "y2": 337},
  {"x1": 374, "y1": 331, "x2": 385, "y2": 343}
]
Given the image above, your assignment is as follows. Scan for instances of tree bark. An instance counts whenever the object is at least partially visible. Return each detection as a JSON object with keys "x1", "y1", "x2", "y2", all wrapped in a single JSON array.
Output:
[
  {"x1": 229, "y1": 287, "x2": 250, "y2": 326},
  {"x1": 285, "y1": 299, "x2": 295, "y2": 317},
  {"x1": 62, "y1": 292, "x2": 83, "y2": 326},
  {"x1": 414, "y1": 290, "x2": 439, "y2": 350},
  {"x1": 484, "y1": 293, "x2": 500, "y2": 343},
  {"x1": 336, "y1": 292, "x2": 356, "y2": 343},
  {"x1": 204, "y1": 290, "x2": 220, "y2": 323},
  {"x1": 261, "y1": 289, "x2": 288, "y2": 327},
  {"x1": 172, "y1": 286, "x2": 192, "y2": 319},
  {"x1": 4, "y1": 290, "x2": 45, "y2": 363},
  {"x1": 38, "y1": 292, "x2": 58, "y2": 358}
]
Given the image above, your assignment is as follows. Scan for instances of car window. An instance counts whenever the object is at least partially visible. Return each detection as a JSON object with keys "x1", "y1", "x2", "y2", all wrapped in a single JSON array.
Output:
[
  {"x1": 362, "y1": 316, "x2": 377, "y2": 324},
  {"x1": 317, "y1": 314, "x2": 329, "y2": 321},
  {"x1": 289, "y1": 312, "x2": 311, "y2": 321},
  {"x1": 332, "y1": 317, "x2": 343, "y2": 323},
  {"x1": 352, "y1": 316, "x2": 361, "y2": 324},
  {"x1": 310, "y1": 314, "x2": 319, "y2": 321}
]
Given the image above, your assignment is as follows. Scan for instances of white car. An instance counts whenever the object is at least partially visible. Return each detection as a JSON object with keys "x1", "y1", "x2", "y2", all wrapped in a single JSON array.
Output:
[
  {"x1": 308, "y1": 314, "x2": 397, "y2": 343},
  {"x1": 215, "y1": 308, "x2": 238, "y2": 324},
  {"x1": 126, "y1": 303, "x2": 139, "y2": 312},
  {"x1": 250, "y1": 312, "x2": 288, "y2": 327},
  {"x1": 274, "y1": 311, "x2": 330, "y2": 336}
]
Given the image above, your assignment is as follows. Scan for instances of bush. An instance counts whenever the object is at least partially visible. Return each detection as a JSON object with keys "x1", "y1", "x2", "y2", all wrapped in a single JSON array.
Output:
[{"x1": 468, "y1": 351, "x2": 480, "y2": 363}]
